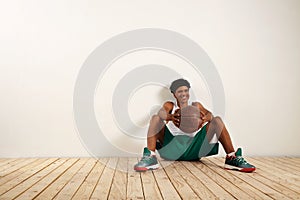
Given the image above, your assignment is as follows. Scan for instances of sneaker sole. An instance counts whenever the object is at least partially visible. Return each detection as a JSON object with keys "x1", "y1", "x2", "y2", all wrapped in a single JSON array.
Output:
[
  {"x1": 224, "y1": 164, "x2": 256, "y2": 172},
  {"x1": 134, "y1": 164, "x2": 159, "y2": 172}
]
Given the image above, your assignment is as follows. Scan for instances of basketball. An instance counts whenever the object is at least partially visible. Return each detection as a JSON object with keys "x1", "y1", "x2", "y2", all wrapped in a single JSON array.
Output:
[{"x1": 174, "y1": 105, "x2": 202, "y2": 133}]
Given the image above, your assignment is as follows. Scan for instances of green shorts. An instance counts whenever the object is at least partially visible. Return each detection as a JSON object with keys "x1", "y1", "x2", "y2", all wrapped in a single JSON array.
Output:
[{"x1": 157, "y1": 124, "x2": 219, "y2": 161}]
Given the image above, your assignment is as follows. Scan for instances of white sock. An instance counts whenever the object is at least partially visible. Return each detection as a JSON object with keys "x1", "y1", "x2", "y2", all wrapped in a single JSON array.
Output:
[
  {"x1": 227, "y1": 151, "x2": 235, "y2": 157},
  {"x1": 150, "y1": 150, "x2": 156, "y2": 156}
]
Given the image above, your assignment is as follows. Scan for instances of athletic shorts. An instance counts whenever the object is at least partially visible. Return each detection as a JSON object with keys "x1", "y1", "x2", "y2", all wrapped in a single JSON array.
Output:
[{"x1": 156, "y1": 124, "x2": 219, "y2": 161}]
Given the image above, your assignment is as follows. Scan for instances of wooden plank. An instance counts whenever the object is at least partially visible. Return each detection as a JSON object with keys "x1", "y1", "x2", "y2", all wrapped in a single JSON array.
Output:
[
  {"x1": 140, "y1": 170, "x2": 162, "y2": 200},
  {"x1": 248, "y1": 157, "x2": 300, "y2": 186},
  {"x1": 126, "y1": 158, "x2": 144, "y2": 200},
  {"x1": 203, "y1": 158, "x2": 273, "y2": 199},
  {"x1": 181, "y1": 161, "x2": 234, "y2": 199},
  {"x1": 213, "y1": 157, "x2": 292, "y2": 199},
  {"x1": 0, "y1": 158, "x2": 57, "y2": 196},
  {"x1": 160, "y1": 160, "x2": 200, "y2": 199},
  {"x1": 90, "y1": 157, "x2": 118, "y2": 200},
  {"x1": 261, "y1": 157, "x2": 300, "y2": 176},
  {"x1": 0, "y1": 158, "x2": 37, "y2": 179},
  {"x1": 0, "y1": 160, "x2": 7, "y2": 167},
  {"x1": 250, "y1": 157, "x2": 300, "y2": 183},
  {"x1": 15, "y1": 158, "x2": 79, "y2": 200},
  {"x1": 54, "y1": 158, "x2": 97, "y2": 200},
  {"x1": 173, "y1": 161, "x2": 216, "y2": 199},
  {"x1": 153, "y1": 160, "x2": 181, "y2": 200},
  {"x1": 72, "y1": 158, "x2": 108, "y2": 200},
  {"x1": 283, "y1": 157, "x2": 300, "y2": 166},
  {"x1": 249, "y1": 158, "x2": 300, "y2": 199},
  {"x1": 34, "y1": 158, "x2": 85, "y2": 199},
  {"x1": 247, "y1": 168, "x2": 300, "y2": 198},
  {"x1": 0, "y1": 157, "x2": 299, "y2": 199},
  {"x1": 0, "y1": 159, "x2": 27, "y2": 174},
  {"x1": 0, "y1": 158, "x2": 39, "y2": 186},
  {"x1": 267, "y1": 157, "x2": 300, "y2": 175},
  {"x1": 0, "y1": 158, "x2": 19, "y2": 169},
  {"x1": 246, "y1": 157, "x2": 300, "y2": 194},
  {"x1": 290, "y1": 157, "x2": 300, "y2": 164},
  {"x1": 270, "y1": 157, "x2": 300, "y2": 168},
  {"x1": 194, "y1": 159, "x2": 253, "y2": 199},
  {"x1": 108, "y1": 157, "x2": 128, "y2": 199},
  {"x1": 1, "y1": 158, "x2": 67, "y2": 199},
  {"x1": 0, "y1": 158, "x2": 10, "y2": 165}
]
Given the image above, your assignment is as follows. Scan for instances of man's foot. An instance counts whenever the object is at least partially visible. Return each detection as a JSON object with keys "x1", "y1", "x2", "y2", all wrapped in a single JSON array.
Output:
[
  {"x1": 134, "y1": 147, "x2": 159, "y2": 172},
  {"x1": 224, "y1": 148, "x2": 256, "y2": 172}
]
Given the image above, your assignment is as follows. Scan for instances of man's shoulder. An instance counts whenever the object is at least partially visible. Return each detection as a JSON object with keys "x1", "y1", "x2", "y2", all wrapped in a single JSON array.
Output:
[
  {"x1": 164, "y1": 101, "x2": 174, "y2": 106},
  {"x1": 163, "y1": 101, "x2": 174, "y2": 109},
  {"x1": 191, "y1": 101, "x2": 201, "y2": 106},
  {"x1": 191, "y1": 101, "x2": 205, "y2": 109}
]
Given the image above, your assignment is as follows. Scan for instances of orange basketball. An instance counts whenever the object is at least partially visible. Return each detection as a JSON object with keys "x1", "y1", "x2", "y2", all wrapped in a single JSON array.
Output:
[{"x1": 174, "y1": 105, "x2": 202, "y2": 133}]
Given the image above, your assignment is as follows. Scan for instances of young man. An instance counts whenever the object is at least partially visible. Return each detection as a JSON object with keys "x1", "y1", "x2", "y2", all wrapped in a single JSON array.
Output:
[{"x1": 134, "y1": 78, "x2": 256, "y2": 172}]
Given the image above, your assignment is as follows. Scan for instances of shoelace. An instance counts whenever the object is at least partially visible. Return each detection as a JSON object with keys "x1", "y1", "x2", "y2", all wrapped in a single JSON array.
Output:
[
  {"x1": 235, "y1": 156, "x2": 248, "y2": 164},
  {"x1": 140, "y1": 155, "x2": 153, "y2": 162}
]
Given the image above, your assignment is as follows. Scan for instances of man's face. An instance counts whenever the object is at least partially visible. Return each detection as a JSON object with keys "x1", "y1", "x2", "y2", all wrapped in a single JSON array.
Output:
[{"x1": 174, "y1": 86, "x2": 190, "y2": 104}]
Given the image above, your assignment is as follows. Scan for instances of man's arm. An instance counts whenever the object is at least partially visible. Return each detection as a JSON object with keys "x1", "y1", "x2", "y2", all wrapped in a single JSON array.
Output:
[
  {"x1": 192, "y1": 102, "x2": 213, "y2": 124},
  {"x1": 157, "y1": 101, "x2": 180, "y2": 126}
]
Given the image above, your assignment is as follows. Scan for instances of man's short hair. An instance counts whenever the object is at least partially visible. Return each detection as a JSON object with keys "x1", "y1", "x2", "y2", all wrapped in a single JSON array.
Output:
[{"x1": 170, "y1": 78, "x2": 191, "y2": 93}]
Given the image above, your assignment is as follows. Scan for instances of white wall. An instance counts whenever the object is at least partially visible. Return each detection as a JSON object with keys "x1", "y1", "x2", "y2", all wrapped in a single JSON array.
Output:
[{"x1": 0, "y1": 0, "x2": 300, "y2": 157}]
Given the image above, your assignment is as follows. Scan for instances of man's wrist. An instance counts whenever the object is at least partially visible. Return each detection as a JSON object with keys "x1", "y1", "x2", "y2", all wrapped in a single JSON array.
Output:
[{"x1": 208, "y1": 112, "x2": 213, "y2": 121}]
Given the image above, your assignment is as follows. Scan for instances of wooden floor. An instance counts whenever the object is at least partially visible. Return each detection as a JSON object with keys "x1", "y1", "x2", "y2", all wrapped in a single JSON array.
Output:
[{"x1": 0, "y1": 157, "x2": 299, "y2": 199}]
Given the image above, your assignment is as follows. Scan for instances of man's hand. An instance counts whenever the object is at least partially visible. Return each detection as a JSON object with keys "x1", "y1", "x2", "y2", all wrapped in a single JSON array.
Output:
[
  {"x1": 171, "y1": 109, "x2": 181, "y2": 127},
  {"x1": 201, "y1": 111, "x2": 213, "y2": 124}
]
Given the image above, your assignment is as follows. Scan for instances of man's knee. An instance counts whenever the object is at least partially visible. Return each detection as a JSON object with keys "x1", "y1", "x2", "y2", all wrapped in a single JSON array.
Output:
[
  {"x1": 151, "y1": 114, "x2": 161, "y2": 123},
  {"x1": 211, "y1": 116, "x2": 223, "y2": 125},
  {"x1": 148, "y1": 114, "x2": 165, "y2": 139},
  {"x1": 150, "y1": 115, "x2": 164, "y2": 131}
]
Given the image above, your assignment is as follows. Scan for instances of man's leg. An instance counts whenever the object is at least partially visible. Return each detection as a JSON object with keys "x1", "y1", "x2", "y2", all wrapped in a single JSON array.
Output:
[
  {"x1": 147, "y1": 114, "x2": 165, "y2": 152},
  {"x1": 206, "y1": 116, "x2": 235, "y2": 154},
  {"x1": 206, "y1": 116, "x2": 256, "y2": 172},
  {"x1": 134, "y1": 115, "x2": 164, "y2": 172}
]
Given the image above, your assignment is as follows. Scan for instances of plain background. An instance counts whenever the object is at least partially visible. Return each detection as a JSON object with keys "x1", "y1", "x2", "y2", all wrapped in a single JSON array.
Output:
[{"x1": 1, "y1": 0, "x2": 300, "y2": 157}]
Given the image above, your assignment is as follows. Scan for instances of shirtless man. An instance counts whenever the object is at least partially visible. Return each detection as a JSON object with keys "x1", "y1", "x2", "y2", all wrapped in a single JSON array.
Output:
[{"x1": 134, "y1": 78, "x2": 255, "y2": 172}]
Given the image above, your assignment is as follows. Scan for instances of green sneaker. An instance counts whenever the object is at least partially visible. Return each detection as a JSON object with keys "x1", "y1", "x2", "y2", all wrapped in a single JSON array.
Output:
[
  {"x1": 224, "y1": 148, "x2": 256, "y2": 172},
  {"x1": 134, "y1": 147, "x2": 159, "y2": 172}
]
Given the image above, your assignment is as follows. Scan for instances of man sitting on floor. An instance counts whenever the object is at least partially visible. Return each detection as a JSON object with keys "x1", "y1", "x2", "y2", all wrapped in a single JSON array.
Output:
[{"x1": 134, "y1": 78, "x2": 255, "y2": 173}]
